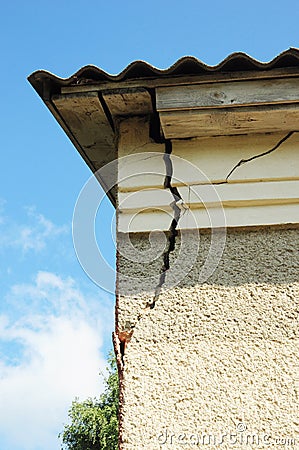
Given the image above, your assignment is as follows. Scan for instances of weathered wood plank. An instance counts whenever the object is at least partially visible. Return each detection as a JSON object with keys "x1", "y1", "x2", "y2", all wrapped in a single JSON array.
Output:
[
  {"x1": 52, "y1": 92, "x2": 117, "y2": 194},
  {"x1": 156, "y1": 77, "x2": 299, "y2": 111},
  {"x1": 52, "y1": 92, "x2": 115, "y2": 155},
  {"x1": 102, "y1": 88, "x2": 152, "y2": 116},
  {"x1": 159, "y1": 104, "x2": 299, "y2": 138}
]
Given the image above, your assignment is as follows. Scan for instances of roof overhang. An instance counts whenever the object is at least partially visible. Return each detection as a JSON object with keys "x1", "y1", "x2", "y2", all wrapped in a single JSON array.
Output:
[{"x1": 28, "y1": 48, "x2": 299, "y2": 207}]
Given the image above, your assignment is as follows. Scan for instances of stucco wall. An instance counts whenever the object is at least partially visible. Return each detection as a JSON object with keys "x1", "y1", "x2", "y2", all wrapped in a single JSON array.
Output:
[{"x1": 116, "y1": 227, "x2": 299, "y2": 449}]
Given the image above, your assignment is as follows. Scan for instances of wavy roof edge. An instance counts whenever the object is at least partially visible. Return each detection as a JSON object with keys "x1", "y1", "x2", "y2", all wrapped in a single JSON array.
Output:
[{"x1": 28, "y1": 48, "x2": 299, "y2": 89}]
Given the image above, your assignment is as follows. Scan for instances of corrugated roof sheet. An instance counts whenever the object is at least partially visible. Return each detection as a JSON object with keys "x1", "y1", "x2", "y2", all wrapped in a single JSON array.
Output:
[{"x1": 28, "y1": 48, "x2": 299, "y2": 95}]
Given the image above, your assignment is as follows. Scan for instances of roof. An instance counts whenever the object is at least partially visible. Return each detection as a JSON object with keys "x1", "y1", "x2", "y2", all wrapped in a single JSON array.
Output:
[
  {"x1": 27, "y1": 48, "x2": 299, "y2": 206},
  {"x1": 28, "y1": 48, "x2": 299, "y2": 95}
]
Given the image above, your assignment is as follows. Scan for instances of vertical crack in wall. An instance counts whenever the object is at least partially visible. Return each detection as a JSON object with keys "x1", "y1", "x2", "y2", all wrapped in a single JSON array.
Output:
[
  {"x1": 117, "y1": 130, "x2": 298, "y2": 362},
  {"x1": 117, "y1": 140, "x2": 187, "y2": 363},
  {"x1": 146, "y1": 139, "x2": 186, "y2": 309}
]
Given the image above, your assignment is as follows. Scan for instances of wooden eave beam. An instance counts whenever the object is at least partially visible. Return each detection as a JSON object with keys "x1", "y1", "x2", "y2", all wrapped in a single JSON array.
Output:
[
  {"x1": 158, "y1": 104, "x2": 299, "y2": 139},
  {"x1": 102, "y1": 88, "x2": 153, "y2": 116},
  {"x1": 156, "y1": 76, "x2": 299, "y2": 138},
  {"x1": 51, "y1": 91, "x2": 117, "y2": 203},
  {"x1": 156, "y1": 77, "x2": 299, "y2": 111}
]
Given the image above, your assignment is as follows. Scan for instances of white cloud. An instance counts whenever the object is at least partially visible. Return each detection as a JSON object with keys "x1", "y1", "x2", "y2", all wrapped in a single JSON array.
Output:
[
  {"x1": 0, "y1": 198, "x2": 6, "y2": 224},
  {"x1": 0, "y1": 271, "x2": 114, "y2": 450},
  {"x1": 13, "y1": 207, "x2": 68, "y2": 252},
  {"x1": 0, "y1": 204, "x2": 68, "y2": 253}
]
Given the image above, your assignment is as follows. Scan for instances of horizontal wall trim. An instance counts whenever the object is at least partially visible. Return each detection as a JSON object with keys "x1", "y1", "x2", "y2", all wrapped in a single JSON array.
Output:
[
  {"x1": 118, "y1": 180, "x2": 299, "y2": 211},
  {"x1": 118, "y1": 177, "x2": 299, "y2": 193},
  {"x1": 118, "y1": 203, "x2": 299, "y2": 232}
]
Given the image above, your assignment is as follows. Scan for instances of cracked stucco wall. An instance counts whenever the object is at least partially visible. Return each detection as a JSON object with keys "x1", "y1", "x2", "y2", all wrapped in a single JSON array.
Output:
[{"x1": 116, "y1": 227, "x2": 299, "y2": 449}]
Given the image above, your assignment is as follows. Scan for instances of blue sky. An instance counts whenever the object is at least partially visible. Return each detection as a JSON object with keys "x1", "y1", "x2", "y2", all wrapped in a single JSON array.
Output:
[{"x1": 0, "y1": 0, "x2": 298, "y2": 449}]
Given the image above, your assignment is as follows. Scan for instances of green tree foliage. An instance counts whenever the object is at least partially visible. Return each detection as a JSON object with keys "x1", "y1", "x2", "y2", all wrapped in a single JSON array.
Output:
[{"x1": 60, "y1": 354, "x2": 119, "y2": 450}]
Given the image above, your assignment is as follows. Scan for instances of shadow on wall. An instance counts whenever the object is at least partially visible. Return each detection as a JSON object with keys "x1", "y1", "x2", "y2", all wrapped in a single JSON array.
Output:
[
  {"x1": 116, "y1": 226, "x2": 298, "y2": 346},
  {"x1": 117, "y1": 227, "x2": 299, "y2": 291}
]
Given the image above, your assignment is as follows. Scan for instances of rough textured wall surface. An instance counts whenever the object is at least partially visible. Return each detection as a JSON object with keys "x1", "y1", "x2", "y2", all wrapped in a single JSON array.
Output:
[{"x1": 116, "y1": 227, "x2": 299, "y2": 449}]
